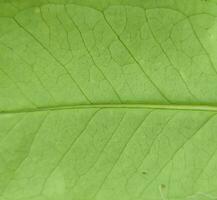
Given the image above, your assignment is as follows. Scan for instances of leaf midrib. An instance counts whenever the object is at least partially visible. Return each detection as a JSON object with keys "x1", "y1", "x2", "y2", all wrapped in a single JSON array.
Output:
[{"x1": 1, "y1": 103, "x2": 217, "y2": 114}]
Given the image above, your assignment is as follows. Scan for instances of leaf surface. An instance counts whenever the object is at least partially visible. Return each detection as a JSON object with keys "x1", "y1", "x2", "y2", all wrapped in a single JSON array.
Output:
[{"x1": 1, "y1": 0, "x2": 217, "y2": 199}]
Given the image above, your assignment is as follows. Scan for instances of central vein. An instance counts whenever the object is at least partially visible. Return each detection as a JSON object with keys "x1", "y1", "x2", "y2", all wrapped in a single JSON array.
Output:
[{"x1": 1, "y1": 103, "x2": 217, "y2": 114}]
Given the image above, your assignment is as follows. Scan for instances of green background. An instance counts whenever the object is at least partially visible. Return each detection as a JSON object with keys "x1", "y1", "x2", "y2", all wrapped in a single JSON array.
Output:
[{"x1": 0, "y1": 0, "x2": 217, "y2": 199}]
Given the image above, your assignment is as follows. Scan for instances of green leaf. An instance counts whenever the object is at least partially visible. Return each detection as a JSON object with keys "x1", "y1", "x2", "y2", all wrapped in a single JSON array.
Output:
[{"x1": 1, "y1": 0, "x2": 217, "y2": 200}]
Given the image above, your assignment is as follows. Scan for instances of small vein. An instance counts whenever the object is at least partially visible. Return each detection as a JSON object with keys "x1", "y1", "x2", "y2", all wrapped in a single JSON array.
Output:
[
  {"x1": 187, "y1": 16, "x2": 217, "y2": 76},
  {"x1": 55, "y1": 12, "x2": 74, "y2": 63},
  {"x1": 163, "y1": 9, "x2": 217, "y2": 77},
  {"x1": 92, "y1": 110, "x2": 153, "y2": 199},
  {"x1": 144, "y1": 10, "x2": 199, "y2": 101},
  {"x1": 0, "y1": 114, "x2": 25, "y2": 145},
  {"x1": 39, "y1": 109, "x2": 100, "y2": 194},
  {"x1": 0, "y1": 42, "x2": 57, "y2": 104},
  {"x1": 65, "y1": 6, "x2": 123, "y2": 103},
  {"x1": 140, "y1": 111, "x2": 178, "y2": 165},
  {"x1": 0, "y1": 112, "x2": 49, "y2": 196},
  {"x1": 138, "y1": 113, "x2": 216, "y2": 198},
  {"x1": 39, "y1": 7, "x2": 51, "y2": 47},
  {"x1": 70, "y1": 112, "x2": 126, "y2": 191},
  {"x1": 12, "y1": 16, "x2": 92, "y2": 104},
  {"x1": 193, "y1": 124, "x2": 217, "y2": 185},
  {"x1": 101, "y1": 11, "x2": 171, "y2": 104},
  {"x1": 125, "y1": 111, "x2": 177, "y2": 189},
  {"x1": 0, "y1": 67, "x2": 38, "y2": 107}
]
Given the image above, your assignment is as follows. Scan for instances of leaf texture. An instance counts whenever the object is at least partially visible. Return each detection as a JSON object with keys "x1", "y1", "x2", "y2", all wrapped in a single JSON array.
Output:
[{"x1": 1, "y1": 0, "x2": 217, "y2": 200}]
